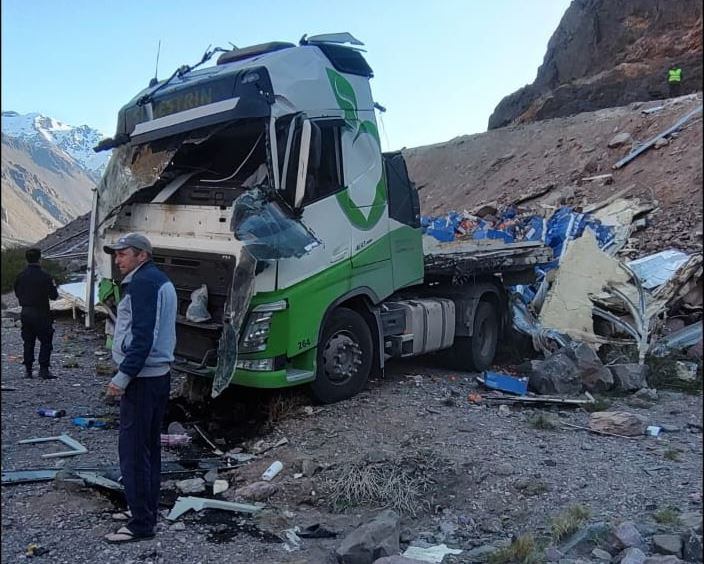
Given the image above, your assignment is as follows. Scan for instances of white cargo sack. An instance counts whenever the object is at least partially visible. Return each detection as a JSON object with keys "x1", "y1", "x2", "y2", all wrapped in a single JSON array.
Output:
[{"x1": 186, "y1": 284, "x2": 212, "y2": 322}]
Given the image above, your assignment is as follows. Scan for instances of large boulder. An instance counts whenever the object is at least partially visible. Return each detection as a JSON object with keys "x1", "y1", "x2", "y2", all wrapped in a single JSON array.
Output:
[
  {"x1": 568, "y1": 342, "x2": 614, "y2": 392},
  {"x1": 618, "y1": 547, "x2": 647, "y2": 564},
  {"x1": 524, "y1": 349, "x2": 583, "y2": 395},
  {"x1": 590, "y1": 412, "x2": 647, "y2": 436},
  {"x1": 608, "y1": 521, "x2": 646, "y2": 552},
  {"x1": 610, "y1": 364, "x2": 649, "y2": 392},
  {"x1": 682, "y1": 529, "x2": 702, "y2": 562},
  {"x1": 336, "y1": 510, "x2": 401, "y2": 564},
  {"x1": 652, "y1": 534, "x2": 683, "y2": 558}
]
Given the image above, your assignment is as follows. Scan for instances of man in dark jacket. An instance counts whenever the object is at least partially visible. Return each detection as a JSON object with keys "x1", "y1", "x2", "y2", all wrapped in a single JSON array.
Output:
[
  {"x1": 101, "y1": 233, "x2": 177, "y2": 544},
  {"x1": 13, "y1": 248, "x2": 59, "y2": 379}
]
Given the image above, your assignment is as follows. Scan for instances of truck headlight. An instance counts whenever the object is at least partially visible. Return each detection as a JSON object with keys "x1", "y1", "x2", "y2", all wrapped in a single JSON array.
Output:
[
  {"x1": 240, "y1": 312, "x2": 273, "y2": 352},
  {"x1": 236, "y1": 358, "x2": 275, "y2": 371}
]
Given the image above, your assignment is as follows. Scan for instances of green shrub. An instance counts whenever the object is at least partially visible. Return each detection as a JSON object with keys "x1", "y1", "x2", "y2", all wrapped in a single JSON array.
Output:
[
  {"x1": 488, "y1": 534, "x2": 541, "y2": 564},
  {"x1": 551, "y1": 504, "x2": 591, "y2": 541},
  {"x1": 1, "y1": 246, "x2": 67, "y2": 294}
]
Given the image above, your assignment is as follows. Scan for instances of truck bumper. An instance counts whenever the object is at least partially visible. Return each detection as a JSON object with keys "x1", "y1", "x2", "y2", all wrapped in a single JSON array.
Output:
[{"x1": 232, "y1": 367, "x2": 315, "y2": 388}]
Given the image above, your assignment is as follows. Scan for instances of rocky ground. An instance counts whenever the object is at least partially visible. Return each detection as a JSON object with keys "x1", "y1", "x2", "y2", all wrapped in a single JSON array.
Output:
[{"x1": 1, "y1": 293, "x2": 702, "y2": 563}]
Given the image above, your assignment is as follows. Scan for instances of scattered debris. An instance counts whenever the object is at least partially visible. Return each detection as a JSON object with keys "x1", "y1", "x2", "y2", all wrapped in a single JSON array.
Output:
[
  {"x1": 193, "y1": 424, "x2": 224, "y2": 456},
  {"x1": 481, "y1": 391, "x2": 594, "y2": 406},
  {"x1": 261, "y1": 460, "x2": 283, "y2": 482},
  {"x1": 2, "y1": 469, "x2": 60, "y2": 484},
  {"x1": 581, "y1": 173, "x2": 614, "y2": 184},
  {"x1": 628, "y1": 250, "x2": 691, "y2": 290},
  {"x1": 251, "y1": 437, "x2": 289, "y2": 455},
  {"x1": 36, "y1": 408, "x2": 66, "y2": 418},
  {"x1": 613, "y1": 104, "x2": 703, "y2": 169},
  {"x1": 166, "y1": 496, "x2": 264, "y2": 521},
  {"x1": 402, "y1": 543, "x2": 463, "y2": 562},
  {"x1": 652, "y1": 322, "x2": 703, "y2": 356},
  {"x1": 479, "y1": 371, "x2": 528, "y2": 395},
  {"x1": 18, "y1": 434, "x2": 87, "y2": 458},
  {"x1": 72, "y1": 417, "x2": 109, "y2": 429},
  {"x1": 161, "y1": 434, "x2": 192, "y2": 447},
  {"x1": 72, "y1": 471, "x2": 124, "y2": 491},
  {"x1": 297, "y1": 523, "x2": 338, "y2": 539}
]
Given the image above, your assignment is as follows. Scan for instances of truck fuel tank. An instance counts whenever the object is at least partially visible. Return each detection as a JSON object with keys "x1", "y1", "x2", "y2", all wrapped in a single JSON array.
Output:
[{"x1": 385, "y1": 298, "x2": 455, "y2": 357}]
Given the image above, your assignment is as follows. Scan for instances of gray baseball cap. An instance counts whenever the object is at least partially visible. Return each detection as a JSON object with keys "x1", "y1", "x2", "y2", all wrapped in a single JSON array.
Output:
[{"x1": 103, "y1": 232, "x2": 153, "y2": 254}]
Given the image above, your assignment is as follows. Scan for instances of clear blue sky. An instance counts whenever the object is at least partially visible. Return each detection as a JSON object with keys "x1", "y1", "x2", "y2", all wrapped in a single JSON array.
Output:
[{"x1": 1, "y1": 0, "x2": 570, "y2": 150}]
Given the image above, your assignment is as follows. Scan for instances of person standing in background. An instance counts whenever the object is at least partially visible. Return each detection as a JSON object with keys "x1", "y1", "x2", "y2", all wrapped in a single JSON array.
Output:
[{"x1": 13, "y1": 247, "x2": 59, "y2": 379}]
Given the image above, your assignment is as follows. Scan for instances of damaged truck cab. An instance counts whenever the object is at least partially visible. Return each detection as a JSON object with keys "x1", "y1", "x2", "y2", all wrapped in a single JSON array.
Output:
[{"x1": 91, "y1": 33, "x2": 548, "y2": 403}]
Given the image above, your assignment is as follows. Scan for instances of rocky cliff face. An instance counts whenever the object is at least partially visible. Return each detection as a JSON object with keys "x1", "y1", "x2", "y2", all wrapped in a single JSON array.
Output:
[{"x1": 488, "y1": 0, "x2": 703, "y2": 129}]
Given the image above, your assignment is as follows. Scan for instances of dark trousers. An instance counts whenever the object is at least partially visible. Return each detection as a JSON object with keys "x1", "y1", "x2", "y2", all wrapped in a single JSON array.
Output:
[
  {"x1": 119, "y1": 373, "x2": 170, "y2": 536},
  {"x1": 669, "y1": 82, "x2": 681, "y2": 97},
  {"x1": 20, "y1": 310, "x2": 54, "y2": 368}
]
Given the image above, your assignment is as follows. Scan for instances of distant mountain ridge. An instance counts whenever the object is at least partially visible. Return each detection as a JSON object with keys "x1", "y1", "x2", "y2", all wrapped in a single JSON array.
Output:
[
  {"x1": 1, "y1": 111, "x2": 110, "y2": 181},
  {"x1": 1, "y1": 111, "x2": 107, "y2": 248}
]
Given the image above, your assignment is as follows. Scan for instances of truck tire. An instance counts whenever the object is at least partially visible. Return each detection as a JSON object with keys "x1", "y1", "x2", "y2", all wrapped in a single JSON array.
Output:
[
  {"x1": 450, "y1": 300, "x2": 499, "y2": 372},
  {"x1": 311, "y1": 307, "x2": 373, "y2": 404}
]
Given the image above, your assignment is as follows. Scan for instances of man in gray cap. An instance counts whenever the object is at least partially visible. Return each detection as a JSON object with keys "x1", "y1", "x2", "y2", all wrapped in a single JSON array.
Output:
[{"x1": 102, "y1": 233, "x2": 178, "y2": 543}]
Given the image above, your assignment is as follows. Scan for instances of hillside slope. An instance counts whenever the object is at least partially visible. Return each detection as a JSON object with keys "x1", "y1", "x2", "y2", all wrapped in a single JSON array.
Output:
[
  {"x1": 1, "y1": 135, "x2": 94, "y2": 247},
  {"x1": 404, "y1": 93, "x2": 703, "y2": 256}
]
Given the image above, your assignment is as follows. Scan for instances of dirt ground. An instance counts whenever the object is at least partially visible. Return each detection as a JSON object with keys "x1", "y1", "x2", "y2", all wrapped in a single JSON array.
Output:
[{"x1": 1, "y1": 305, "x2": 702, "y2": 563}]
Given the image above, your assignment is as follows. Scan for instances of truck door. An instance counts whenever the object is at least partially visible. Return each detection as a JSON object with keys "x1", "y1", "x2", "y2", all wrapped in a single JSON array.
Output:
[
  {"x1": 276, "y1": 116, "x2": 351, "y2": 290},
  {"x1": 384, "y1": 151, "x2": 424, "y2": 289}
]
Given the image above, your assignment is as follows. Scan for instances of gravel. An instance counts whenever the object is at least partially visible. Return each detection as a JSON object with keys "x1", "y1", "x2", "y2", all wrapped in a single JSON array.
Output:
[{"x1": 1, "y1": 308, "x2": 702, "y2": 563}]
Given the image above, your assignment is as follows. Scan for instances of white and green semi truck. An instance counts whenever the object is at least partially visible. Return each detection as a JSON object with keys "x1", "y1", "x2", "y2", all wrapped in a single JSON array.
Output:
[{"x1": 90, "y1": 33, "x2": 550, "y2": 403}]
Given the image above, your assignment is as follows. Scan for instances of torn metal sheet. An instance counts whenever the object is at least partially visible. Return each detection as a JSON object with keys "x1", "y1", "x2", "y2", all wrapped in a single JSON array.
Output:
[
  {"x1": 73, "y1": 471, "x2": 124, "y2": 491},
  {"x1": 651, "y1": 322, "x2": 703, "y2": 356},
  {"x1": 18, "y1": 434, "x2": 88, "y2": 458},
  {"x1": 627, "y1": 250, "x2": 691, "y2": 290},
  {"x1": 96, "y1": 143, "x2": 177, "y2": 228},
  {"x1": 651, "y1": 254, "x2": 703, "y2": 308},
  {"x1": 539, "y1": 230, "x2": 631, "y2": 345},
  {"x1": 166, "y1": 496, "x2": 264, "y2": 520},
  {"x1": 211, "y1": 247, "x2": 256, "y2": 399},
  {"x1": 2, "y1": 470, "x2": 59, "y2": 484},
  {"x1": 511, "y1": 294, "x2": 569, "y2": 355},
  {"x1": 57, "y1": 281, "x2": 111, "y2": 317}
]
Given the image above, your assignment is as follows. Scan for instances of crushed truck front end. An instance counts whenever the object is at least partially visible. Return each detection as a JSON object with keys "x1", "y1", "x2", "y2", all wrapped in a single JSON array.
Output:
[{"x1": 90, "y1": 36, "x2": 422, "y2": 399}]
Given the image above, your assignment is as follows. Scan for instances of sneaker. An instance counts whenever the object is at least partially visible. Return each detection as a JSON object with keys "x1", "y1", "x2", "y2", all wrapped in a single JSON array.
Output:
[
  {"x1": 39, "y1": 367, "x2": 56, "y2": 379},
  {"x1": 24, "y1": 365, "x2": 33, "y2": 378}
]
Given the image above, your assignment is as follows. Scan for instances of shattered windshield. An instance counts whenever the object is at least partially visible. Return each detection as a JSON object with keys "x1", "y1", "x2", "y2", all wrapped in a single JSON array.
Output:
[{"x1": 96, "y1": 119, "x2": 319, "y2": 259}]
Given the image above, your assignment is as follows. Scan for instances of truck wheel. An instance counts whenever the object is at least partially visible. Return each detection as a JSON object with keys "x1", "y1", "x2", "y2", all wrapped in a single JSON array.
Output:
[
  {"x1": 311, "y1": 307, "x2": 373, "y2": 404},
  {"x1": 451, "y1": 300, "x2": 499, "y2": 372}
]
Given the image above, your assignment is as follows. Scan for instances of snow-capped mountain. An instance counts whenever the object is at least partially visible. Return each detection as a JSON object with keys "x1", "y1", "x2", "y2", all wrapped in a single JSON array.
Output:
[{"x1": 1, "y1": 111, "x2": 111, "y2": 181}]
